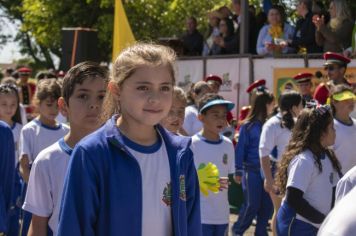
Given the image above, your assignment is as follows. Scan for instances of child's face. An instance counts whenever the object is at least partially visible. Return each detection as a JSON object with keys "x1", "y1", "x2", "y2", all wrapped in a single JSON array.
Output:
[
  {"x1": 266, "y1": 100, "x2": 275, "y2": 115},
  {"x1": 117, "y1": 65, "x2": 173, "y2": 127},
  {"x1": 62, "y1": 77, "x2": 107, "y2": 132},
  {"x1": 292, "y1": 101, "x2": 303, "y2": 118},
  {"x1": 199, "y1": 105, "x2": 228, "y2": 135},
  {"x1": 160, "y1": 98, "x2": 186, "y2": 133},
  {"x1": 39, "y1": 97, "x2": 59, "y2": 121},
  {"x1": 333, "y1": 99, "x2": 355, "y2": 116},
  {"x1": 320, "y1": 121, "x2": 336, "y2": 147},
  {"x1": 0, "y1": 93, "x2": 18, "y2": 122}
]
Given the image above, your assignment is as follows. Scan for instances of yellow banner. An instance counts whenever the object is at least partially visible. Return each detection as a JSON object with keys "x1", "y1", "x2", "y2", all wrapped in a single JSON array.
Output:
[
  {"x1": 273, "y1": 67, "x2": 356, "y2": 98},
  {"x1": 112, "y1": 0, "x2": 136, "y2": 62}
]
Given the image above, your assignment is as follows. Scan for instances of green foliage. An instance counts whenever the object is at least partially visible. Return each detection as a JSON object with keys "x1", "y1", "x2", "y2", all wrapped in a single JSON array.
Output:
[{"x1": 1, "y1": 0, "x2": 356, "y2": 69}]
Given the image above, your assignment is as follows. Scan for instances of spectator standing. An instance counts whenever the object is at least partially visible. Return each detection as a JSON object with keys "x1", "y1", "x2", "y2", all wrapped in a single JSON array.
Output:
[
  {"x1": 313, "y1": 0, "x2": 354, "y2": 53},
  {"x1": 181, "y1": 17, "x2": 204, "y2": 56},
  {"x1": 210, "y1": 17, "x2": 238, "y2": 55},
  {"x1": 289, "y1": 0, "x2": 322, "y2": 53}
]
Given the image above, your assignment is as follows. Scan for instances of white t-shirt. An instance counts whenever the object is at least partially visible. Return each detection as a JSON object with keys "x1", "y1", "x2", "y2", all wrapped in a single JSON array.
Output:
[
  {"x1": 333, "y1": 118, "x2": 356, "y2": 174},
  {"x1": 335, "y1": 165, "x2": 356, "y2": 204},
  {"x1": 22, "y1": 139, "x2": 72, "y2": 236},
  {"x1": 125, "y1": 134, "x2": 172, "y2": 236},
  {"x1": 286, "y1": 150, "x2": 340, "y2": 228},
  {"x1": 190, "y1": 134, "x2": 235, "y2": 224},
  {"x1": 259, "y1": 114, "x2": 291, "y2": 162},
  {"x1": 317, "y1": 186, "x2": 356, "y2": 236},
  {"x1": 19, "y1": 119, "x2": 69, "y2": 162},
  {"x1": 183, "y1": 105, "x2": 202, "y2": 136},
  {"x1": 11, "y1": 122, "x2": 23, "y2": 164}
]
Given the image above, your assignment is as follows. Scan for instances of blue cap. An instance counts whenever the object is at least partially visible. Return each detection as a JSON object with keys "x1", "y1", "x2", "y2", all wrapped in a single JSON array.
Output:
[{"x1": 199, "y1": 99, "x2": 235, "y2": 114}]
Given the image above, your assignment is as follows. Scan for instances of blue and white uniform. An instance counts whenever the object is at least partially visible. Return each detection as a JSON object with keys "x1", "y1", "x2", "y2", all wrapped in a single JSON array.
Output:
[
  {"x1": 22, "y1": 138, "x2": 72, "y2": 236},
  {"x1": 233, "y1": 121, "x2": 273, "y2": 236},
  {"x1": 0, "y1": 121, "x2": 15, "y2": 234},
  {"x1": 57, "y1": 116, "x2": 202, "y2": 236},
  {"x1": 183, "y1": 105, "x2": 202, "y2": 136},
  {"x1": 333, "y1": 118, "x2": 356, "y2": 174},
  {"x1": 18, "y1": 119, "x2": 69, "y2": 236},
  {"x1": 190, "y1": 134, "x2": 235, "y2": 236},
  {"x1": 277, "y1": 150, "x2": 340, "y2": 236},
  {"x1": 19, "y1": 119, "x2": 69, "y2": 163}
]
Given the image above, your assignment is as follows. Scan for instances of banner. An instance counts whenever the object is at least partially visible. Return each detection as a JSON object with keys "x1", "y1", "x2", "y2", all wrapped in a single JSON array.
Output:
[
  {"x1": 273, "y1": 67, "x2": 356, "y2": 98},
  {"x1": 112, "y1": 0, "x2": 135, "y2": 61}
]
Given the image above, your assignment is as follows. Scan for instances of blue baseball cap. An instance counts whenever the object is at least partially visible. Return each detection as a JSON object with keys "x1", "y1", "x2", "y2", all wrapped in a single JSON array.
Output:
[{"x1": 199, "y1": 99, "x2": 235, "y2": 114}]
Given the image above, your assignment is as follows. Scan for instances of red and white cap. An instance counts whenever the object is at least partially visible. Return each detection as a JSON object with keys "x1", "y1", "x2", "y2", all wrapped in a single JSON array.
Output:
[
  {"x1": 293, "y1": 72, "x2": 313, "y2": 83},
  {"x1": 323, "y1": 52, "x2": 351, "y2": 66},
  {"x1": 204, "y1": 74, "x2": 223, "y2": 85},
  {"x1": 246, "y1": 79, "x2": 266, "y2": 93}
]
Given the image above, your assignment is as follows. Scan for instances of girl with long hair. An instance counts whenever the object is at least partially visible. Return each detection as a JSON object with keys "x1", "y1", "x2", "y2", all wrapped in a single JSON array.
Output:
[
  {"x1": 232, "y1": 86, "x2": 275, "y2": 236},
  {"x1": 276, "y1": 105, "x2": 342, "y2": 235},
  {"x1": 259, "y1": 90, "x2": 303, "y2": 236}
]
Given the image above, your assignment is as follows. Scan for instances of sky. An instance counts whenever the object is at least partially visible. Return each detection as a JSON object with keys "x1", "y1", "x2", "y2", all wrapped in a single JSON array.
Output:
[{"x1": 0, "y1": 12, "x2": 22, "y2": 64}]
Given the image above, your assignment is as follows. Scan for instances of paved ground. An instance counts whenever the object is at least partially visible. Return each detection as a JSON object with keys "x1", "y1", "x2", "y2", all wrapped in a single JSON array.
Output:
[{"x1": 228, "y1": 214, "x2": 273, "y2": 236}]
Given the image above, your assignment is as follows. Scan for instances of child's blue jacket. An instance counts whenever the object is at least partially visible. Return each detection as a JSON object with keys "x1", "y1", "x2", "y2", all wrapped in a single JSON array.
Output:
[
  {"x1": 0, "y1": 121, "x2": 15, "y2": 234},
  {"x1": 235, "y1": 121, "x2": 263, "y2": 175},
  {"x1": 57, "y1": 116, "x2": 202, "y2": 236}
]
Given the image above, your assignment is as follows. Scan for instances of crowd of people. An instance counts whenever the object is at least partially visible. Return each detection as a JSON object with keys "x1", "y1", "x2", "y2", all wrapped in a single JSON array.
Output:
[
  {"x1": 0, "y1": 41, "x2": 355, "y2": 236},
  {"x1": 180, "y1": 0, "x2": 356, "y2": 57}
]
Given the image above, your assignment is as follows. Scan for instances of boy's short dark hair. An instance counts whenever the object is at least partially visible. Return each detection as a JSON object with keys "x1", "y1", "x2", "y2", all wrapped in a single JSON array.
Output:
[
  {"x1": 62, "y1": 61, "x2": 109, "y2": 104},
  {"x1": 35, "y1": 78, "x2": 62, "y2": 102},
  {"x1": 198, "y1": 93, "x2": 224, "y2": 114}
]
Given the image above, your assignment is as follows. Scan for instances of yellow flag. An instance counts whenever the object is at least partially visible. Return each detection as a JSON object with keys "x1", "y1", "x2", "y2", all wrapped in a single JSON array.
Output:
[{"x1": 112, "y1": 0, "x2": 135, "y2": 61}]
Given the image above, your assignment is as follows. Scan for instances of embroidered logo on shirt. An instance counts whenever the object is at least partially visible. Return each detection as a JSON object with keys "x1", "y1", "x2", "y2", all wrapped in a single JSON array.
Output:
[
  {"x1": 222, "y1": 154, "x2": 228, "y2": 165},
  {"x1": 162, "y1": 182, "x2": 172, "y2": 206},
  {"x1": 179, "y1": 175, "x2": 187, "y2": 201}
]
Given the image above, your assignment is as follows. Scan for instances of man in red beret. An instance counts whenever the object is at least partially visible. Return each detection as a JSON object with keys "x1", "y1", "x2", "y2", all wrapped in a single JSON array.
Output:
[
  {"x1": 293, "y1": 72, "x2": 313, "y2": 102},
  {"x1": 313, "y1": 52, "x2": 351, "y2": 104},
  {"x1": 204, "y1": 74, "x2": 223, "y2": 94},
  {"x1": 17, "y1": 67, "x2": 36, "y2": 119}
]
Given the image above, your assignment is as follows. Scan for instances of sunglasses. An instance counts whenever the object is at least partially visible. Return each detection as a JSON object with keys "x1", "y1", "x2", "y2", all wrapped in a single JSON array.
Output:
[{"x1": 324, "y1": 65, "x2": 339, "y2": 71}]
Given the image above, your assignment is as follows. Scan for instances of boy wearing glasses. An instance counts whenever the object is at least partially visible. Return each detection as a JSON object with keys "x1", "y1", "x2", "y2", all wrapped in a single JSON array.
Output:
[{"x1": 313, "y1": 52, "x2": 351, "y2": 104}]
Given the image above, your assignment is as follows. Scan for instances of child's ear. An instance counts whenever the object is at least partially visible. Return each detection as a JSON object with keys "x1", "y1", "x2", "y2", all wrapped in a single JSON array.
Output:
[
  {"x1": 108, "y1": 81, "x2": 120, "y2": 101},
  {"x1": 198, "y1": 113, "x2": 204, "y2": 122},
  {"x1": 58, "y1": 97, "x2": 68, "y2": 118}
]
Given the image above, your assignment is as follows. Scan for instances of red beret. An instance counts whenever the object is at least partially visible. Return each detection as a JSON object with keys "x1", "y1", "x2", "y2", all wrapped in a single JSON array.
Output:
[
  {"x1": 293, "y1": 72, "x2": 313, "y2": 83},
  {"x1": 17, "y1": 67, "x2": 32, "y2": 74},
  {"x1": 323, "y1": 52, "x2": 351, "y2": 66},
  {"x1": 246, "y1": 79, "x2": 266, "y2": 93},
  {"x1": 204, "y1": 74, "x2": 222, "y2": 85}
]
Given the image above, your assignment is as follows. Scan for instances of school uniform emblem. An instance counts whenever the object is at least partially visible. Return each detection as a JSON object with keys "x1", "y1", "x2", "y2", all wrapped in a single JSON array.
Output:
[
  {"x1": 162, "y1": 182, "x2": 172, "y2": 206},
  {"x1": 222, "y1": 154, "x2": 228, "y2": 165},
  {"x1": 179, "y1": 175, "x2": 187, "y2": 201}
]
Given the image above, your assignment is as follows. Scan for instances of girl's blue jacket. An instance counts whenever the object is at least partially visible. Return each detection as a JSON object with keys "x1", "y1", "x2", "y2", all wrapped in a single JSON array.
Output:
[
  {"x1": 57, "y1": 116, "x2": 202, "y2": 236},
  {"x1": 235, "y1": 121, "x2": 263, "y2": 175}
]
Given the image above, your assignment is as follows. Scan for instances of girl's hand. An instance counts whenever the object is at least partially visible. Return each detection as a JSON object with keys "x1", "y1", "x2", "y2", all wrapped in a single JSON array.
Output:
[
  {"x1": 234, "y1": 175, "x2": 242, "y2": 184},
  {"x1": 264, "y1": 179, "x2": 274, "y2": 193},
  {"x1": 313, "y1": 15, "x2": 324, "y2": 31},
  {"x1": 265, "y1": 42, "x2": 275, "y2": 52},
  {"x1": 219, "y1": 177, "x2": 229, "y2": 190}
]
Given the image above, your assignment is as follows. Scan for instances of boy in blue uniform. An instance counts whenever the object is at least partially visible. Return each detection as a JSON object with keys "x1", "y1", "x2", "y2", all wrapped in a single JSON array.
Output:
[
  {"x1": 23, "y1": 61, "x2": 108, "y2": 236},
  {"x1": 190, "y1": 93, "x2": 235, "y2": 236}
]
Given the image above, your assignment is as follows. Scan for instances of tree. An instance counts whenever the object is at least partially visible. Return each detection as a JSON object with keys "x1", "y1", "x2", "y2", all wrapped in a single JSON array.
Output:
[{"x1": 1, "y1": 0, "x2": 356, "y2": 69}]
